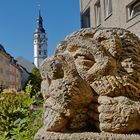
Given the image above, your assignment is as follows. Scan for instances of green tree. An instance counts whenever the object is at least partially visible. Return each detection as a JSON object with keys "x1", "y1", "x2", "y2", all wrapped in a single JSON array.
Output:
[{"x1": 25, "y1": 67, "x2": 42, "y2": 97}]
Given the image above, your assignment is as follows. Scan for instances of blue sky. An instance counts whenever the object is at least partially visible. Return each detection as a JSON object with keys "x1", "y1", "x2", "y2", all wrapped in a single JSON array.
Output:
[{"x1": 0, "y1": 0, "x2": 80, "y2": 63}]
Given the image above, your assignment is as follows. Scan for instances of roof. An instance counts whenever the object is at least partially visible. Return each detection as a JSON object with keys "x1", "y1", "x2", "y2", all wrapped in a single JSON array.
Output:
[
  {"x1": 0, "y1": 44, "x2": 22, "y2": 71},
  {"x1": 35, "y1": 10, "x2": 46, "y2": 33},
  {"x1": 0, "y1": 44, "x2": 6, "y2": 53},
  {"x1": 16, "y1": 56, "x2": 35, "y2": 73}
]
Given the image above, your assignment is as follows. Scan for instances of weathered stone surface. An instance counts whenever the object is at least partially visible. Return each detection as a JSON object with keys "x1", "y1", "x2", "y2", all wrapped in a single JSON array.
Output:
[
  {"x1": 56, "y1": 28, "x2": 140, "y2": 99},
  {"x1": 40, "y1": 54, "x2": 93, "y2": 131},
  {"x1": 88, "y1": 96, "x2": 140, "y2": 133},
  {"x1": 34, "y1": 128, "x2": 140, "y2": 140},
  {"x1": 35, "y1": 27, "x2": 140, "y2": 139}
]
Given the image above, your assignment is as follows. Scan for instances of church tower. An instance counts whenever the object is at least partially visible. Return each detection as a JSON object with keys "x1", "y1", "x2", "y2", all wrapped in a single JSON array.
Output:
[{"x1": 33, "y1": 10, "x2": 47, "y2": 68}]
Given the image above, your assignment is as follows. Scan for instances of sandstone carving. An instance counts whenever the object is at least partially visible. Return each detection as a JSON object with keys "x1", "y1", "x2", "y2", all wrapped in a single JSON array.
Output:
[
  {"x1": 35, "y1": 27, "x2": 140, "y2": 139},
  {"x1": 89, "y1": 96, "x2": 140, "y2": 133},
  {"x1": 40, "y1": 54, "x2": 93, "y2": 131},
  {"x1": 56, "y1": 28, "x2": 140, "y2": 100}
]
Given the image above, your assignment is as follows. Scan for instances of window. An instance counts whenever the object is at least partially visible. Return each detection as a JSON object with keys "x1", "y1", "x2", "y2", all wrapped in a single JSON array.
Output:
[
  {"x1": 127, "y1": 0, "x2": 140, "y2": 20},
  {"x1": 95, "y1": 0, "x2": 101, "y2": 27},
  {"x1": 44, "y1": 50, "x2": 47, "y2": 55},
  {"x1": 39, "y1": 45, "x2": 41, "y2": 49},
  {"x1": 39, "y1": 50, "x2": 41, "y2": 55},
  {"x1": 81, "y1": 8, "x2": 90, "y2": 28},
  {"x1": 104, "y1": 0, "x2": 112, "y2": 18}
]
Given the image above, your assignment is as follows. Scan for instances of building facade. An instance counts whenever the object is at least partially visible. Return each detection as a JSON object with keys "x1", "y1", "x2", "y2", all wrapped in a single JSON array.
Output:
[
  {"x1": 80, "y1": 0, "x2": 140, "y2": 38},
  {"x1": 33, "y1": 11, "x2": 47, "y2": 68},
  {"x1": 0, "y1": 44, "x2": 22, "y2": 90}
]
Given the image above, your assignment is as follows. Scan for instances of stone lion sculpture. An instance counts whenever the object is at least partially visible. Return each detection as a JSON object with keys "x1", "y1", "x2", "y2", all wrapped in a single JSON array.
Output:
[
  {"x1": 38, "y1": 28, "x2": 140, "y2": 135},
  {"x1": 40, "y1": 54, "x2": 93, "y2": 132}
]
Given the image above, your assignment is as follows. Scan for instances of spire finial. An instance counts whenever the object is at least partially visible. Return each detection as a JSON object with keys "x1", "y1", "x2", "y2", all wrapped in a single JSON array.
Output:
[{"x1": 38, "y1": 4, "x2": 41, "y2": 16}]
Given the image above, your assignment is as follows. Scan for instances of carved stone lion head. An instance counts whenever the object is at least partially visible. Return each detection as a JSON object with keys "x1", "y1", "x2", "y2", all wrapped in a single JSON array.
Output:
[
  {"x1": 37, "y1": 28, "x2": 140, "y2": 135},
  {"x1": 55, "y1": 28, "x2": 140, "y2": 100}
]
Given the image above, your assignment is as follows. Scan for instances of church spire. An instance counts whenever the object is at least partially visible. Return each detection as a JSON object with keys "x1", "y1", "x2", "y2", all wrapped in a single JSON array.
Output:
[
  {"x1": 39, "y1": 9, "x2": 41, "y2": 17},
  {"x1": 35, "y1": 10, "x2": 45, "y2": 33}
]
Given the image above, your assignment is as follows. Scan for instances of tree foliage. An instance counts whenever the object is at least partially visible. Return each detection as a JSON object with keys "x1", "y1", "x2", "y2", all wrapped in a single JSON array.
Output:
[{"x1": 25, "y1": 67, "x2": 42, "y2": 97}]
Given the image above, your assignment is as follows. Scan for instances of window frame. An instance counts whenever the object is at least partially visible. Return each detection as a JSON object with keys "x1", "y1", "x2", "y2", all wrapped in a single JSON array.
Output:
[
  {"x1": 94, "y1": 0, "x2": 101, "y2": 27},
  {"x1": 81, "y1": 8, "x2": 91, "y2": 28},
  {"x1": 38, "y1": 50, "x2": 41, "y2": 55},
  {"x1": 44, "y1": 50, "x2": 47, "y2": 55},
  {"x1": 104, "y1": 0, "x2": 112, "y2": 19},
  {"x1": 126, "y1": 0, "x2": 140, "y2": 21}
]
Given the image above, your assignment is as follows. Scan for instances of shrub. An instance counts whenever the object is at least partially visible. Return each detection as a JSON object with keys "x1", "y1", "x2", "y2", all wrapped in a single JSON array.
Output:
[{"x1": 0, "y1": 89, "x2": 43, "y2": 140}]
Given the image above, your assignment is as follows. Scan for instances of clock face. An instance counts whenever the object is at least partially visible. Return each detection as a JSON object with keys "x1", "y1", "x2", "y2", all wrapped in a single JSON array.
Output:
[
  {"x1": 34, "y1": 34, "x2": 38, "y2": 38},
  {"x1": 34, "y1": 33, "x2": 46, "y2": 44},
  {"x1": 34, "y1": 39, "x2": 37, "y2": 44}
]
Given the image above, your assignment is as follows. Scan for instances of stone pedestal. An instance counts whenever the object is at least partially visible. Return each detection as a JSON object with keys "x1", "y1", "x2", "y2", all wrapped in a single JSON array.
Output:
[{"x1": 35, "y1": 128, "x2": 140, "y2": 140}]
